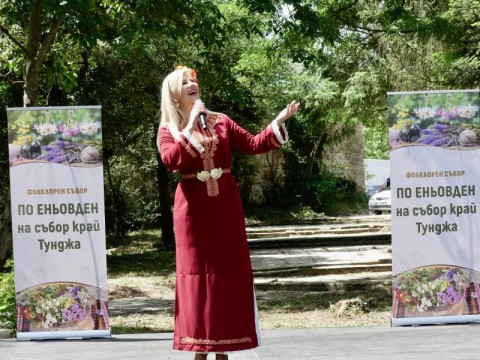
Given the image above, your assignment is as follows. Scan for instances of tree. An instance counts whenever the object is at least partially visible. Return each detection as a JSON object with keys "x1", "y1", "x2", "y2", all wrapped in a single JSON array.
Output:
[
  {"x1": 0, "y1": 0, "x2": 231, "y2": 260},
  {"x1": 225, "y1": 2, "x2": 382, "y2": 205}
]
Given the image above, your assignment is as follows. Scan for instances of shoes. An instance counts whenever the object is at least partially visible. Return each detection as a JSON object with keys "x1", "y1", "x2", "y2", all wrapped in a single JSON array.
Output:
[{"x1": 194, "y1": 352, "x2": 228, "y2": 360}]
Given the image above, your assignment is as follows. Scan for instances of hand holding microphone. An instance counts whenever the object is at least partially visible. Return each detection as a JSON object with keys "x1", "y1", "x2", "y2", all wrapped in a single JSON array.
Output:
[
  {"x1": 199, "y1": 112, "x2": 208, "y2": 130},
  {"x1": 195, "y1": 99, "x2": 208, "y2": 130}
]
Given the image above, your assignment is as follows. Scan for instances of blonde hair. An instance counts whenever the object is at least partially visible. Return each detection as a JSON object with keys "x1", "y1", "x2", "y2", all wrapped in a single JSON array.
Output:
[{"x1": 160, "y1": 68, "x2": 189, "y2": 129}]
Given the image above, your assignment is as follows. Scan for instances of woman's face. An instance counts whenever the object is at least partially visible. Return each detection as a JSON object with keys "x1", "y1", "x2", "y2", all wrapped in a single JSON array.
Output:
[{"x1": 176, "y1": 72, "x2": 200, "y2": 109}]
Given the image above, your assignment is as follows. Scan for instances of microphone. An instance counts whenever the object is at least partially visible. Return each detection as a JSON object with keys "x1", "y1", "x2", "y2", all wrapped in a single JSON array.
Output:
[
  {"x1": 195, "y1": 99, "x2": 208, "y2": 130},
  {"x1": 199, "y1": 112, "x2": 208, "y2": 130}
]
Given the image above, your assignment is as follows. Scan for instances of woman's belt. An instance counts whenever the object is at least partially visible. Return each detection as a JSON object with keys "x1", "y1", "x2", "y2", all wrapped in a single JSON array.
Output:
[{"x1": 182, "y1": 168, "x2": 231, "y2": 181}]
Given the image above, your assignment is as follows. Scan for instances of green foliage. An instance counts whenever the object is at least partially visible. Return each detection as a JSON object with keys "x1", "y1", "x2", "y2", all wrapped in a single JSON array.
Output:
[
  {"x1": 445, "y1": 56, "x2": 480, "y2": 89},
  {"x1": 309, "y1": 169, "x2": 367, "y2": 216},
  {"x1": 0, "y1": 59, "x2": 21, "y2": 223},
  {"x1": 364, "y1": 123, "x2": 389, "y2": 160},
  {"x1": 0, "y1": 259, "x2": 16, "y2": 335},
  {"x1": 103, "y1": 152, "x2": 161, "y2": 236}
]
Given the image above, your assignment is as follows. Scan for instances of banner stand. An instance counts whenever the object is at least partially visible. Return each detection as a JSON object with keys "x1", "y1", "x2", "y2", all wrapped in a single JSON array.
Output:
[
  {"x1": 392, "y1": 314, "x2": 480, "y2": 327},
  {"x1": 388, "y1": 90, "x2": 480, "y2": 327},
  {"x1": 7, "y1": 106, "x2": 111, "y2": 340},
  {"x1": 16, "y1": 329, "x2": 111, "y2": 341}
]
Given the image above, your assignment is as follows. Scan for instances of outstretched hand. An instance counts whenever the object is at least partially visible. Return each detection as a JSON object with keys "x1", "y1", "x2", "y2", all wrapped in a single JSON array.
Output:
[{"x1": 275, "y1": 101, "x2": 300, "y2": 125}]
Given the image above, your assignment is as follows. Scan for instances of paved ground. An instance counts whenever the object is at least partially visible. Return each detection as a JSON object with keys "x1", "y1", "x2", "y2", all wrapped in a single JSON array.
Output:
[{"x1": 2, "y1": 324, "x2": 480, "y2": 359}]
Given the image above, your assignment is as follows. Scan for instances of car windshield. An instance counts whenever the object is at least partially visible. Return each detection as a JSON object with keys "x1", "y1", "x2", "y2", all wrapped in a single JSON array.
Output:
[{"x1": 384, "y1": 178, "x2": 390, "y2": 190}]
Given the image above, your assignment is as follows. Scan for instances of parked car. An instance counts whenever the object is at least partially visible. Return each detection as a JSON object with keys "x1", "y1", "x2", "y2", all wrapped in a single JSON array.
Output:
[
  {"x1": 365, "y1": 184, "x2": 382, "y2": 197},
  {"x1": 368, "y1": 188, "x2": 391, "y2": 215}
]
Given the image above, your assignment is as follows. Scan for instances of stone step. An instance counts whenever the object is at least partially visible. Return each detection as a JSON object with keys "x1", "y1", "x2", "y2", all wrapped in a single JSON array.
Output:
[
  {"x1": 247, "y1": 220, "x2": 390, "y2": 233},
  {"x1": 246, "y1": 218, "x2": 393, "y2": 292},
  {"x1": 321, "y1": 215, "x2": 391, "y2": 225},
  {"x1": 248, "y1": 232, "x2": 391, "y2": 249},
  {"x1": 250, "y1": 243, "x2": 392, "y2": 292},
  {"x1": 250, "y1": 245, "x2": 392, "y2": 271},
  {"x1": 247, "y1": 226, "x2": 388, "y2": 239},
  {"x1": 254, "y1": 271, "x2": 392, "y2": 292},
  {"x1": 246, "y1": 214, "x2": 391, "y2": 228},
  {"x1": 253, "y1": 262, "x2": 392, "y2": 278}
]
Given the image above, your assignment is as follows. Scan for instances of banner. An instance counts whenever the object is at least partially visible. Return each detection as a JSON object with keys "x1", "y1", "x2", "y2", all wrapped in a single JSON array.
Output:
[
  {"x1": 388, "y1": 90, "x2": 480, "y2": 326},
  {"x1": 7, "y1": 106, "x2": 111, "y2": 340}
]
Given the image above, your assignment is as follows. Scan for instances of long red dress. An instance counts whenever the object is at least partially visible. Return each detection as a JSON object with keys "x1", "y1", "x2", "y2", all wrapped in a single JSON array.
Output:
[{"x1": 158, "y1": 113, "x2": 288, "y2": 353}]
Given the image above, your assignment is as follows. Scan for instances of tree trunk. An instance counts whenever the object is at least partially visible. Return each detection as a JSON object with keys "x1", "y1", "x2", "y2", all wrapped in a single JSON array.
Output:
[
  {"x1": 265, "y1": 150, "x2": 283, "y2": 204},
  {"x1": 153, "y1": 123, "x2": 175, "y2": 249},
  {"x1": 23, "y1": 4, "x2": 62, "y2": 106},
  {"x1": 23, "y1": 4, "x2": 42, "y2": 106},
  {"x1": 23, "y1": 56, "x2": 42, "y2": 106},
  {"x1": 78, "y1": 50, "x2": 90, "y2": 103},
  {"x1": 301, "y1": 133, "x2": 327, "y2": 201},
  {"x1": 103, "y1": 150, "x2": 127, "y2": 238}
]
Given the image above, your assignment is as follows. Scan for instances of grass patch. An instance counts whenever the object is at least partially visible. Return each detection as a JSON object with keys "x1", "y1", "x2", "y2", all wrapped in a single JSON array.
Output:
[
  {"x1": 110, "y1": 312, "x2": 175, "y2": 334},
  {"x1": 256, "y1": 289, "x2": 392, "y2": 329},
  {"x1": 257, "y1": 288, "x2": 391, "y2": 313},
  {"x1": 244, "y1": 204, "x2": 326, "y2": 226},
  {"x1": 107, "y1": 229, "x2": 176, "y2": 278}
]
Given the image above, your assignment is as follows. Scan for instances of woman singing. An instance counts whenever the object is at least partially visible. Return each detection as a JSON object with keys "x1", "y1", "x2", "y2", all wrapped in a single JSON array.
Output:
[{"x1": 157, "y1": 65, "x2": 299, "y2": 360}]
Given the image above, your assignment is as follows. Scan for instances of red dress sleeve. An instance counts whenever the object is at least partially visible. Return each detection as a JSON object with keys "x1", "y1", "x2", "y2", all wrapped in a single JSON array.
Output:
[
  {"x1": 157, "y1": 124, "x2": 203, "y2": 171},
  {"x1": 225, "y1": 115, "x2": 288, "y2": 154}
]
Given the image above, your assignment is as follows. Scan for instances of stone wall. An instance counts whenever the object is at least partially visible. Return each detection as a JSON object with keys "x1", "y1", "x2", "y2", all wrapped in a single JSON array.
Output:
[
  {"x1": 249, "y1": 150, "x2": 285, "y2": 203},
  {"x1": 322, "y1": 122, "x2": 365, "y2": 191}
]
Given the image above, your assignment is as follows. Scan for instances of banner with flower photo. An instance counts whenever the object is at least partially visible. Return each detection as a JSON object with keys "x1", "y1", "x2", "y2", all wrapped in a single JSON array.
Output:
[
  {"x1": 388, "y1": 90, "x2": 480, "y2": 326},
  {"x1": 7, "y1": 106, "x2": 110, "y2": 340}
]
